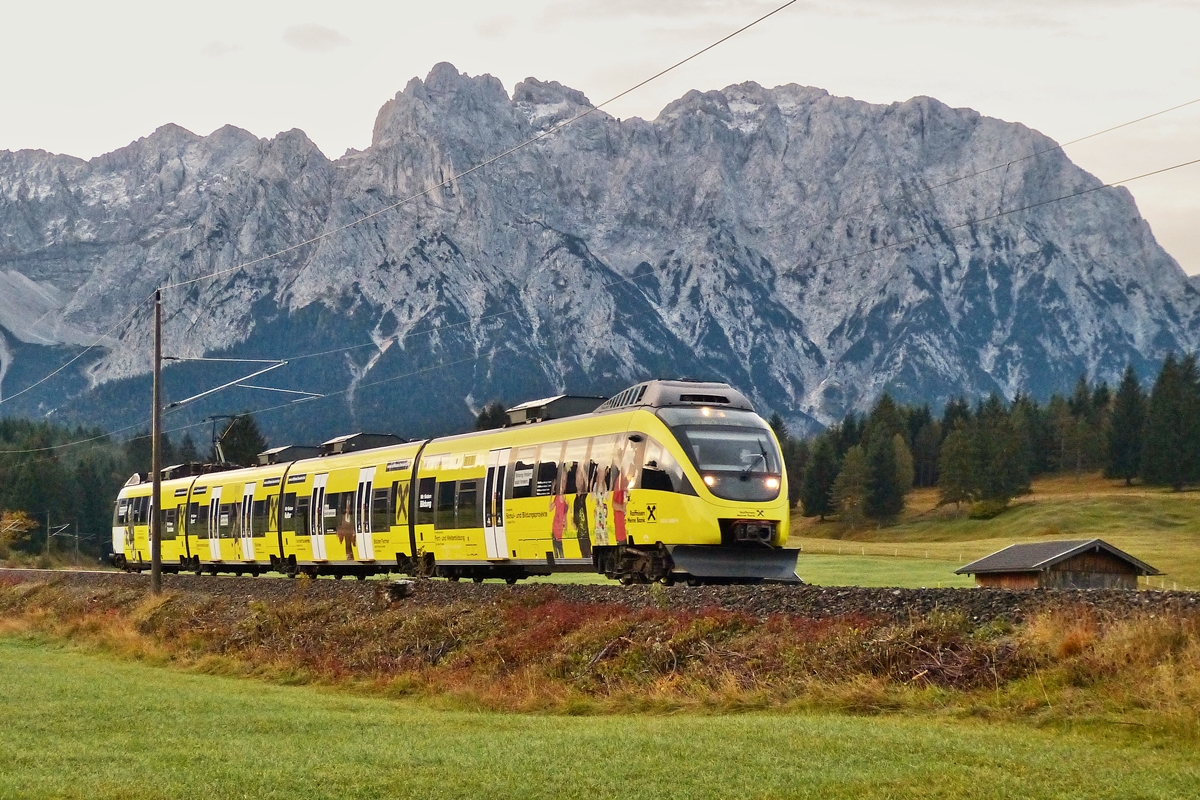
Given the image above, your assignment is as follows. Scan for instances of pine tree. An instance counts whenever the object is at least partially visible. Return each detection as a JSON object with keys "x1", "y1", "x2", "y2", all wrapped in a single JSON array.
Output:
[
  {"x1": 768, "y1": 412, "x2": 808, "y2": 508},
  {"x1": 1105, "y1": 365, "x2": 1145, "y2": 485},
  {"x1": 866, "y1": 393, "x2": 905, "y2": 445},
  {"x1": 215, "y1": 415, "x2": 268, "y2": 467},
  {"x1": 474, "y1": 401, "x2": 508, "y2": 430},
  {"x1": 1180, "y1": 354, "x2": 1200, "y2": 485},
  {"x1": 864, "y1": 430, "x2": 904, "y2": 520},
  {"x1": 1142, "y1": 354, "x2": 1187, "y2": 490},
  {"x1": 179, "y1": 433, "x2": 200, "y2": 463},
  {"x1": 800, "y1": 437, "x2": 838, "y2": 520},
  {"x1": 937, "y1": 429, "x2": 973, "y2": 507},
  {"x1": 941, "y1": 396, "x2": 971, "y2": 433},
  {"x1": 836, "y1": 413, "x2": 862, "y2": 457},
  {"x1": 912, "y1": 421, "x2": 941, "y2": 487},
  {"x1": 892, "y1": 433, "x2": 915, "y2": 493},
  {"x1": 832, "y1": 445, "x2": 867, "y2": 524}
]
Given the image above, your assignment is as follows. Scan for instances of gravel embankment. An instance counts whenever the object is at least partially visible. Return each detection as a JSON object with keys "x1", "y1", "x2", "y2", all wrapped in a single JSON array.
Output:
[{"x1": 3, "y1": 568, "x2": 1197, "y2": 624}]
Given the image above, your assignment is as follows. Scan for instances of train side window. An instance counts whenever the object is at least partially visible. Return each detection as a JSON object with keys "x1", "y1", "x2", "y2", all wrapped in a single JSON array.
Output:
[
  {"x1": 326, "y1": 493, "x2": 348, "y2": 535},
  {"x1": 163, "y1": 508, "x2": 177, "y2": 539},
  {"x1": 456, "y1": 480, "x2": 479, "y2": 528},
  {"x1": 511, "y1": 447, "x2": 537, "y2": 499},
  {"x1": 218, "y1": 503, "x2": 235, "y2": 538},
  {"x1": 372, "y1": 487, "x2": 391, "y2": 532},
  {"x1": 616, "y1": 436, "x2": 644, "y2": 492},
  {"x1": 281, "y1": 493, "x2": 296, "y2": 530},
  {"x1": 535, "y1": 442, "x2": 563, "y2": 496},
  {"x1": 416, "y1": 477, "x2": 436, "y2": 526},
  {"x1": 641, "y1": 439, "x2": 684, "y2": 493},
  {"x1": 114, "y1": 499, "x2": 128, "y2": 525},
  {"x1": 589, "y1": 435, "x2": 618, "y2": 493},
  {"x1": 252, "y1": 499, "x2": 268, "y2": 537},
  {"x1": 189, "y1": 502, "x2": 208, "y2": 530},
  {"x1": 562, "y1": 438, "x2": 591, "y2": 494},
  {"x1": 294, "y1": 496, "x2": 310, "y2": 536},
  {"x1": 436, "y1": 481, "x2": 456, "y2": 529}
]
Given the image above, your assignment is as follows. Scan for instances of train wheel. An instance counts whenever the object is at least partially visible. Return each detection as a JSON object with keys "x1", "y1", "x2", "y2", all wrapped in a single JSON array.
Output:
[
  {"x1": 472, "y1": 576, "x2": 484, "y2": 584},
  {"x1": 505, "y1": 577, "x2": 518, "y2": 585},
  {"x1": 334, "y1": 574, "x2": 343, "y2": 580},
  {"x1": 356, "y1": 574, "x2": 366, "y2": 581}
]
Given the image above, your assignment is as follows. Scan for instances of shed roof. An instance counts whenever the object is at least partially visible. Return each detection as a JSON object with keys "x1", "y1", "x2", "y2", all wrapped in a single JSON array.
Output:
[{"x1": 955, "y1": 539, "x2": 1160, "y2": 576}]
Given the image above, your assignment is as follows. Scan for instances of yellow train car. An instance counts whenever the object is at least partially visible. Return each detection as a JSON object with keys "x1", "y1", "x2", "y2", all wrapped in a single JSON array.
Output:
[
  {"x1": 111, "y1": 380, "x2": 798, "y2": 583},
  {"x1": 111, "y1": 472, "x2": 195, "y2": 572}
]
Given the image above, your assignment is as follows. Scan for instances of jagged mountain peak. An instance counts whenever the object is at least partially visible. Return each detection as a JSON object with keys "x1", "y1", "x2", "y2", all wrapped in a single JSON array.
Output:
[{"x1": 0, "y1": 65, "x2": 1195, "y2": 440}]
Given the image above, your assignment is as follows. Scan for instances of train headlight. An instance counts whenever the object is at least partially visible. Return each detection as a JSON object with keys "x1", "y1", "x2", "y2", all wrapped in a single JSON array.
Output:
[
  {"x1": 765, "y1": 476, "x2": 780, "y2": 490},
  {"x1": 703, "y1": 475, "x2": 716, "y2": 487}
]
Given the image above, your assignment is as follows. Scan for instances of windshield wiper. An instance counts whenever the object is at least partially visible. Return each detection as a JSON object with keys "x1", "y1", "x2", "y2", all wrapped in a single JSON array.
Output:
[{"x1": 741, "y1": 450, "x2": 767, "y2": 478}]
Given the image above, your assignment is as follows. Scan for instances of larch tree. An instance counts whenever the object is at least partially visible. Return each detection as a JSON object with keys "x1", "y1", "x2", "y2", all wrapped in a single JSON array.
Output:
[{"x1": 831, "y1": 444, "x2": 867, "y2": 525}]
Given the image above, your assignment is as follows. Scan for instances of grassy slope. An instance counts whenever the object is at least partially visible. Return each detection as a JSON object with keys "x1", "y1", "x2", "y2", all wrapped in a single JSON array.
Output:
[
  {"x1": 790, "y1": 473, "x2": 1200, "y2": 590},
  {"x1": 1, "y1": 635, "x2": 1197, "y2": 800}
]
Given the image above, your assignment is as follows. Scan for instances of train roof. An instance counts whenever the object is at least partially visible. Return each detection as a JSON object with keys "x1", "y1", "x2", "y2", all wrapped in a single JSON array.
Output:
[{"x1": 595, "y1": 380, "x2": 754, "y2": 414}]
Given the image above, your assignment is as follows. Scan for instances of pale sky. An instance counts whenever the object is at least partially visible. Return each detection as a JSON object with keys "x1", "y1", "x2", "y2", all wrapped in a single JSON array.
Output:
[{"x1": 2, "y1": 0, "x2": 1197, "y2": 273}]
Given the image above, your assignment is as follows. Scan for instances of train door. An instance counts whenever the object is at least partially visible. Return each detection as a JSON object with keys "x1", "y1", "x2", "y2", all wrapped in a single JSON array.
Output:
[
  {"x1": 484, "y1": 448, "x2": 510, "y2": 559},
  {"x1": 239, "y1": 483, "x2": 256, "y2": 561},
  {"x1": 354, "y1": 467, "x2": 376, "y2": 561},
  {"x1": 309, "y1": 474, "x2": 328, "y2": 561},
  {"x1": 207, "y1": 487, "x2": 222, "y2": 560}
]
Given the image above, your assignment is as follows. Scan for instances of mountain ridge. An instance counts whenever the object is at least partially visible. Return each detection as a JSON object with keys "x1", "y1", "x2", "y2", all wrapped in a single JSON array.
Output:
[{"x1": 0, "y1": 63, "x2": 1196, "y2": 441}]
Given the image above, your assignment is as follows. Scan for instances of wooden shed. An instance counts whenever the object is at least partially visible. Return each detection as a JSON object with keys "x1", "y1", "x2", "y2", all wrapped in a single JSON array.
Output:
[{"x1": 955, "y1": 539, "x2": 1160, "y2": 590}]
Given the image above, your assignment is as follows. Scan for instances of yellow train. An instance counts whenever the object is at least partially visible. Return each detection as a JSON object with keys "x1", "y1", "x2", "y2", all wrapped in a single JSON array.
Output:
[{"x1": 111, "y1": 380, "x2": 798, "y2": 584}]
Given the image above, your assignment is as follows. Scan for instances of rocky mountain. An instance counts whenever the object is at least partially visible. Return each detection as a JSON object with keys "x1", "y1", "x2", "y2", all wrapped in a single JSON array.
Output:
[{"x1": 1, "y1": 62, "x2": 1197, "y2": 443}]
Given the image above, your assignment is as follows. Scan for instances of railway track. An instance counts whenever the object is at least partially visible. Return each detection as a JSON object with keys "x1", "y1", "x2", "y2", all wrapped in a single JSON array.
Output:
[{"x1": 3, "y1": 567, "x2": 1198, "y2": 624}]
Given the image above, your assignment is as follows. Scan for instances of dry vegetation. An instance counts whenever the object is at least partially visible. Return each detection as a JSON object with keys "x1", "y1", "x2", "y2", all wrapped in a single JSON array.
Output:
[{"x1": 1, "y1": 577, "x2": 1197, "y2": 737}]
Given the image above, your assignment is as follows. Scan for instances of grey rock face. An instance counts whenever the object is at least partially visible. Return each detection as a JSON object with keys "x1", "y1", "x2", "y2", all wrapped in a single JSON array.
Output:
[{"x1": 0, "y1": 63, "x2": 1196, "y2": 439}]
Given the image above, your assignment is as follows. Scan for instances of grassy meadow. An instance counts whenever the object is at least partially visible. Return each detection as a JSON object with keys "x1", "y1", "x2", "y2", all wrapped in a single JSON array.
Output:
[
  {"x1": 790, "y1": 473, "x2": 1200, "y2": 590},
  {"x1": 2, "y1": 634, "x2": 1198, "y2": 800}
]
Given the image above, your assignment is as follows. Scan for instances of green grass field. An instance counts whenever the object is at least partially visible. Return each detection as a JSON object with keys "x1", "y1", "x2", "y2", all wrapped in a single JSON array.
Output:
[
  {"x1": 1, "y1": 635, "x2": 1198, "y2": 800},
  {"x1": 791, "y1": 474, "x2": 1200, "y2": 590}
]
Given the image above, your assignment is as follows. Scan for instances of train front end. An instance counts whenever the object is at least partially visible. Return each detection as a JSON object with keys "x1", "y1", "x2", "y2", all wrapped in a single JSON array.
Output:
[{"x1": 594, "y1": 380, "x2": 798, "y2": 584}]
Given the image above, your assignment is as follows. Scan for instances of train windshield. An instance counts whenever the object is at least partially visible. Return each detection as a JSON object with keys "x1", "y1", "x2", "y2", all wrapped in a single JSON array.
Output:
[{"x1": 657, "y1": 407, "x2": 782, "y2": 501}]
